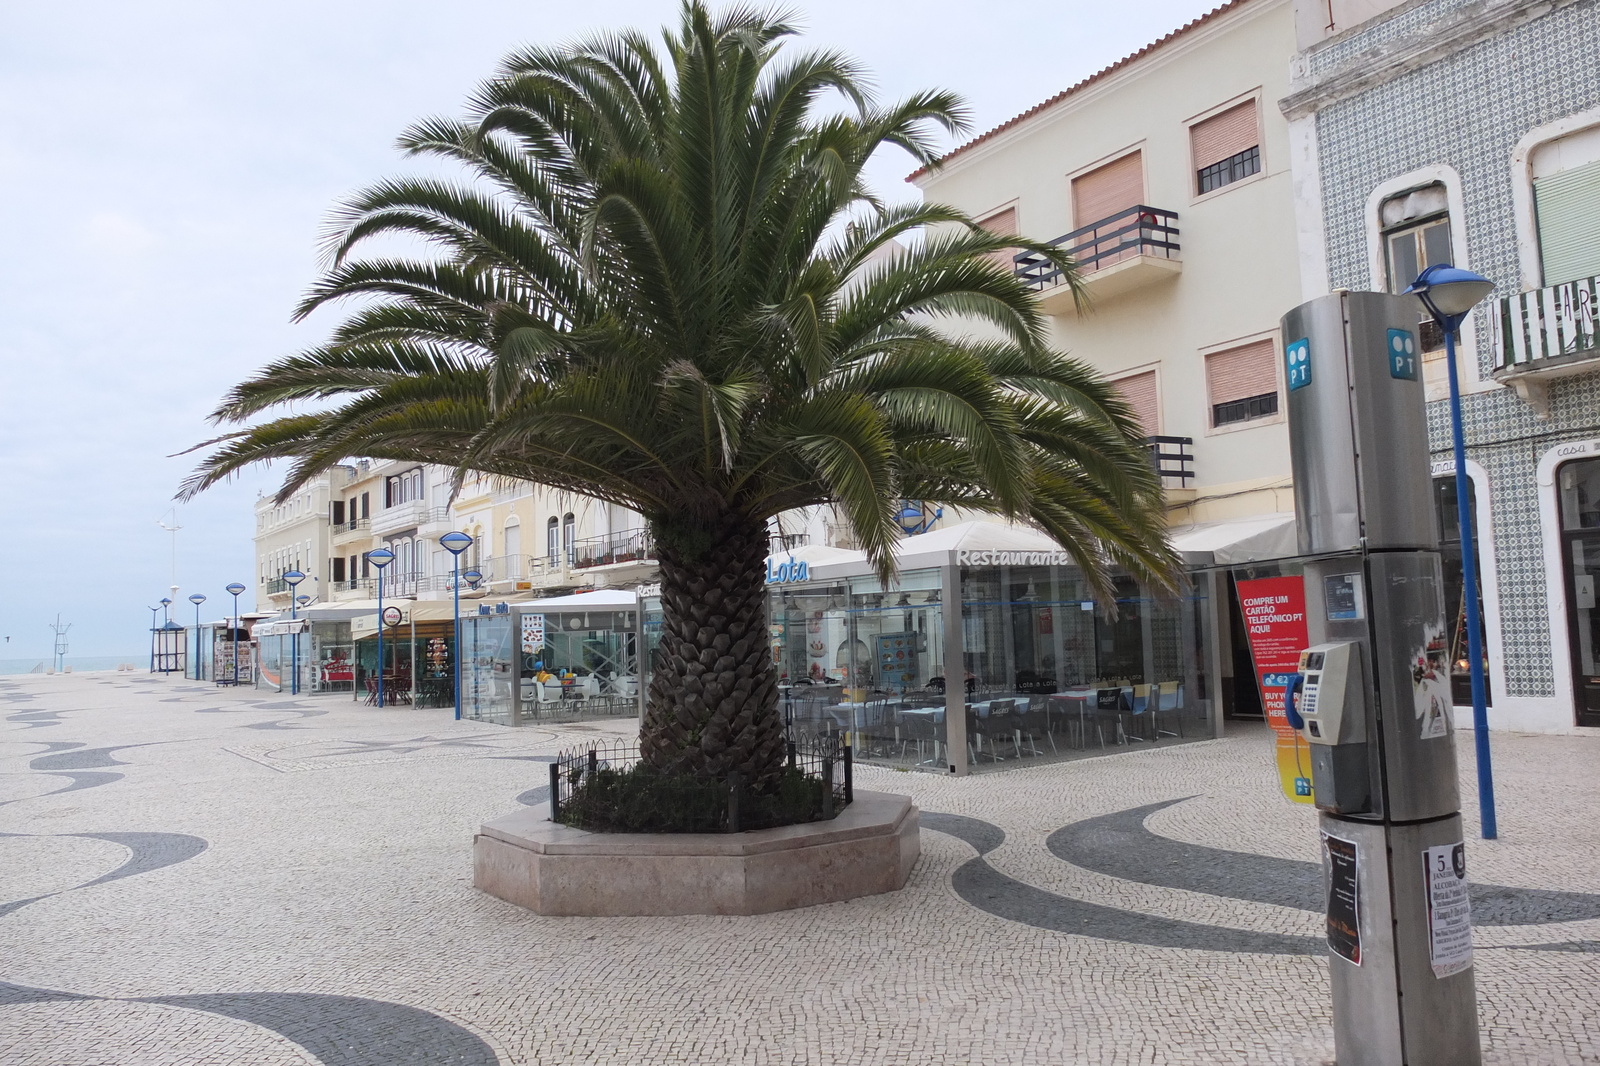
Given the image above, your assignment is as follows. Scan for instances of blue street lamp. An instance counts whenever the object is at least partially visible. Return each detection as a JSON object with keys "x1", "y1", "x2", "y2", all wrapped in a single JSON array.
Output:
[
  {"x1": 188, "y1": 593, "x2": 206, "y2": 680},
  {"x1": 283, "y1": 570, "x2": 306, "y2": 695},
  {"x1": 439, "y1": 532, "x2": 474, "y2": 721},
  {"x1": 147, "y1": 604, "x2": 162, "y2": 672},
  {"x1": 368, "y1": 548, "x2": 395, "y2": 707},
  {"x1": 463, "y1": 569, "x2": 484, "y2": 590},
  {"x1": 160, "y1": 597, "x2": 172, "y2": 626},
  {"x1": 224, "y1": 582, "x2": 247, "y2": 686},
  {"x1": 1405, "y1": 263, "x2": 1498, "y2": 840}
]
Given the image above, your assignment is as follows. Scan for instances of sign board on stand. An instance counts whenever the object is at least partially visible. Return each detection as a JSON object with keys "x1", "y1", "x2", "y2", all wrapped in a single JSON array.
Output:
[{"x1": 1236, "y1": 575, "x2": 1315, "y2": 804}]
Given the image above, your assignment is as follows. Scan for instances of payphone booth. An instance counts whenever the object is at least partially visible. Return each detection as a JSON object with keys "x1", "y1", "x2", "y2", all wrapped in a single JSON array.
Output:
[{"x1": 1280, "y1": 292, "x2": 1479, "y2": 1066}]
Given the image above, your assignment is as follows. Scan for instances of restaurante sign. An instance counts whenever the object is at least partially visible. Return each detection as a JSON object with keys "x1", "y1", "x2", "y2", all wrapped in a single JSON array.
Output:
[{"x1": 957, "y1": 550, "x2": 1075, "y2": 566}]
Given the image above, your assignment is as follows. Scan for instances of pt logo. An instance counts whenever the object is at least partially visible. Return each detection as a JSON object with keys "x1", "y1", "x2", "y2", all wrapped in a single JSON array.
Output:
[
  {"x1": 1388, "y1": 329, "x2": 1419, "y2": 381},
  {"x1": 1286, "y1": 337, "x2": 1311, "y2": 390}
]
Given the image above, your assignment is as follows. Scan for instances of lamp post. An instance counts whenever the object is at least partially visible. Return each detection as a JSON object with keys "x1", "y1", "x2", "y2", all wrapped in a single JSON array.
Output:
[
  {"x1": 283, "y1": 570, "x2": 306, "y2": 695},
  {"x1": 224, "y1": 582, "x2": 247, "y2": 686},
  {"x1": 439, "y1": 532, "x2": 474, "y2": 721},
  {"x1": 147, "y1": 605, "x2": 161, "y2": 673},
  {"x1": 1405, "y1": 263, "x2": 1498, "y2": 840},
  {"x1": 160, "y1": 597, "x2": 172, "y2": 626},
  {"x1": 368, "y1": 548, "x2": 395, "y2": 707},
  {"x1": 464, "y1": 569, "x2": 483, "y2": 591},
  {"x1": 188, "y1": 594, "x2": 206, "y2": 680}
]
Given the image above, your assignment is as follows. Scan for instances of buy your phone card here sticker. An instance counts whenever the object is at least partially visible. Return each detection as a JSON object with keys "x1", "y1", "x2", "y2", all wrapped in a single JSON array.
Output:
[{"x1": 1424, "y1": 843, "x2": 1473, "y2": 978}]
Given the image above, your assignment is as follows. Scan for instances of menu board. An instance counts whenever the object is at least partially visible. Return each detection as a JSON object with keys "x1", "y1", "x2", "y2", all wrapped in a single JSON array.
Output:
[
  {"x1": 876, "y1": 633, "x2": 917, "y2": 687},
  {"x1": 521, "y1": 613, "x2": 546, "y2": 655}
]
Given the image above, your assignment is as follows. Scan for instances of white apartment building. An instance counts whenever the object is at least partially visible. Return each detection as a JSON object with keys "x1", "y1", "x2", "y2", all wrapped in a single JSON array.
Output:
[{"x1": 253, "y1": 476, "x2": 335, "y2": 610}]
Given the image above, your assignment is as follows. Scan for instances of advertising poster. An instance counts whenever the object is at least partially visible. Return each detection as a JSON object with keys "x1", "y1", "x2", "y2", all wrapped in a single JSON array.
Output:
[
  {"x1": 1423, "y1": 842, "x2": 1473, "y2": 978},
  {"x1": 520, "y1": 613, "x2": 546, "y2": 655},
  {"x1": 1323, "y1": 833, "x2": 1362, "y2": 965},
  {"x1": 876, "y1": 633, "x2": 917, "y2": 687},
  {"x1": 1236, "y1": 576, "x2": 1315, "y2": 804}
]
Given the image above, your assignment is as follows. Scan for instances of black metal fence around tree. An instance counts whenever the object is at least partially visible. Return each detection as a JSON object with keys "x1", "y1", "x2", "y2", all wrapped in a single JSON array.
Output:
[{"x1": 548, "y1": 736, "x2": 852, "y2": 833}]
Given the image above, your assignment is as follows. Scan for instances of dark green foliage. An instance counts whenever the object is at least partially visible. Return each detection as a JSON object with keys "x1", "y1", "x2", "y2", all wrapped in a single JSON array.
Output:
[{"x1": 557, "y1": 762, "x2": 833, "y2": 834}]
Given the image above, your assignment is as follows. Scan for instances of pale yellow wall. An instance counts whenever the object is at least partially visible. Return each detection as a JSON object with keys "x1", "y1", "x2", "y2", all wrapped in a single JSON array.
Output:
[{"x1": 915, "y1": 0, "x2": 1300, "y2": 525}]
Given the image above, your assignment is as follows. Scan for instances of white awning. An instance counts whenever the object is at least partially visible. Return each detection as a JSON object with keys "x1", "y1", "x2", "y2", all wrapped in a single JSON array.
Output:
[
  {"x1": 1168, "y1": 513, "x2": 1297, "y2": 566},
  {"x1": 510, "y1": 589, "x2": 638, "y2": 610},
  {"x1": 253, "y1": 619, "x2": 309, "y2": 637}
]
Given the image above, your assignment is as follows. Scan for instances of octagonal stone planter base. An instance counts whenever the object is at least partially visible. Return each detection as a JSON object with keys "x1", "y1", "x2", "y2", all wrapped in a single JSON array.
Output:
[{"x1": 473, "y1": 790, "x2": 920, "y2": 916}]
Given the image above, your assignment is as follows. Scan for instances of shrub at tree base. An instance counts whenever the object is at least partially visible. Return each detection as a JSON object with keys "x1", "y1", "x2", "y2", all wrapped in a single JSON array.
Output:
[{"x1": 557, "y1": 762, "x2": 840, "y2": 834}]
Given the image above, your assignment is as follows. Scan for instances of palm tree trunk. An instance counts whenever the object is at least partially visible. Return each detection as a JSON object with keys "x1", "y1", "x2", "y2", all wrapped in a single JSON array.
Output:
[{"x1": 641, "y1": 514, "x2": 785, "y2": 787}]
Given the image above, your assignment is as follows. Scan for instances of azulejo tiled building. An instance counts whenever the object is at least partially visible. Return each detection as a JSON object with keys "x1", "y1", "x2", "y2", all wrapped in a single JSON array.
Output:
[{"x1": 1284, "y1": 0, "x2": 1600, "y2": 732}]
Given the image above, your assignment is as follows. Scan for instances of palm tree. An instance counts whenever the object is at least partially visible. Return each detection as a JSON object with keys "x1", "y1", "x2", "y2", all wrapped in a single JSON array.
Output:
[{"x1": 185, "y1": 2, "x2": 1179, "y2": 790}]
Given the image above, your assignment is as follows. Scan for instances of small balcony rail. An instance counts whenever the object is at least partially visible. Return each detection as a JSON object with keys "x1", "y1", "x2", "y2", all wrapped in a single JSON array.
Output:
[
  {"x1": 1492, "y1": 274, "x2": 1600, "y2": 414},
  {"x1": 1147, "y1": 436, "x2": 1195, "y2": 487},
  {"x1": 571, "y1": 529, "x2": 656, "y2": 570},
  {"x1": 263, "y1": 576, "x2": 291, "y2": 595},
  {"x1": 1013, "y1": 205, "x2": 1180, "y2": 293},
  {"x1": 770, "y1": 532, "x2": 809, "y2": 553},
  {"x1": 331, "y1": 517, "x2": 371, "y2": 535}
]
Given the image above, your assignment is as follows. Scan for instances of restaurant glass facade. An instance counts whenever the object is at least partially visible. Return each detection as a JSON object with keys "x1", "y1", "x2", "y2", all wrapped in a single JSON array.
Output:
[
  {"x1": 770, "y1": 560, "x2": 1209, "y2": 775},
  {"x1": 461, "y1": 602, "x2": 642, "y2": 725}
]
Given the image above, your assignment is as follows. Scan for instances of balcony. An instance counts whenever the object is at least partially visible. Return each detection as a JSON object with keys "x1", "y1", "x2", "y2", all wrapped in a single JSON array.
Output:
[
  {"x1": 330, "y1": 517, "x2": 370, "y2": 542},
  {"x1": 371, "y1": 500, "x2": 451, "y2": 537},
  {"x1": 1013, "y1": 205, "x2": 1181, "y2": 315},
  {"x1": 571, "y1": 529, "x2": 656, "y2": 572},
  {"x1": 1492, "y1": 274, "x2": 1600, "y2": 415},
  {"x1": 1148, "y1": 436, "x2": 1195, "y2": 488}
]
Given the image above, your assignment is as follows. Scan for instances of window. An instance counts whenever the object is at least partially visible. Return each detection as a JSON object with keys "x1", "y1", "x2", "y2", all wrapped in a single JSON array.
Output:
[
  {"x1": 1533, "y1": 126, "x2": 1600, "y2": 284},
  {"x1": 1382, "y1": 185, "x2": 1452, "y2": 354},
  {"x1": 504, "y1": 522, "x2": 522, "y2": 573},
  {"x1": 1072, "y1": 152, "x2": 1144, "y2": 273},
  {"x1": 1192, "y1": 100, "x2": 1260, "y2": 195},
  {"x1": 360, "y1": 552, "x2": 370, "y2": 579},
  {"x1": 977, "y1": 207, "x2": 1018, "y2": 269},
  {"x1": 1110, "y1": 370, "x2": 1159, "y2": 437},
  {"x1": 332, "y1": 557, "x2": 345, "y2": 583},
  {"x1": 360, "y1": 493, "x2": 370, "y2": 519},
  {"x1": 547, "y1": 517, "x2": 560, "y2": 564},
  {"x1": 562, "y1": 513, "x2": 576, "y2": 564},
  {"x1": 331, "y1": 500, "x2": 345, "y2": 526},
  {"x1": 1206, "y1": 339, "x2": 1279, "y2": 428}
]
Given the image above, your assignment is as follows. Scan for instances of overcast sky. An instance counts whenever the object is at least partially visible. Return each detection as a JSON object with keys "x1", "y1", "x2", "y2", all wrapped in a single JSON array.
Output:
[{"x1": 0, "y1": 0, "x2": 1224, "y2": 659}]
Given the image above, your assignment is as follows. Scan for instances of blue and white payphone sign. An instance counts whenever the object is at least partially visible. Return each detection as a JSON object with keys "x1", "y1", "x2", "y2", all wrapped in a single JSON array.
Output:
[
  {"x1": 1285, "y1": 337, "x2": 1312, "y2": 390},
  {"x1": 1387, "y1": 328, "x2": 1419, "y2": 381}
]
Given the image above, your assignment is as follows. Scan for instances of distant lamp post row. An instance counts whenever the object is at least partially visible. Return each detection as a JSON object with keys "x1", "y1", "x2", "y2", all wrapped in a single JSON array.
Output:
[{"x1": 1404, "y1": 263, "x2": 1498, "y2": 841}]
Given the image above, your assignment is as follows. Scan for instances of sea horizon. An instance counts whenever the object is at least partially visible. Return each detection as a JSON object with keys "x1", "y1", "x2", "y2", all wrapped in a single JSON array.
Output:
[{"x1": 0, "y1": 655, "x2": 146, "y2": 676}]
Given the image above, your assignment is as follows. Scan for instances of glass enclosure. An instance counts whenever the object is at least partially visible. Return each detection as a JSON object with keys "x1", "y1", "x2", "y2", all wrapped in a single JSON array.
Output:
[
  {"x1": 515, "y1": 606, "x2": 640, "y2": 721},
  {"x1": 463, "y1": 613, "x2": 515, "y2": 724},
  {"x1": 311, "y1": 621, "x2": 354, "y2": 693}
]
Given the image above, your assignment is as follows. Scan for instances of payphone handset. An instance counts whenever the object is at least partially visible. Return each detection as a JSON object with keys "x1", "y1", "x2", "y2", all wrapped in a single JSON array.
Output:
[{"x1": 1293, "y1": 642, "x2": 1365, "y2": 746}]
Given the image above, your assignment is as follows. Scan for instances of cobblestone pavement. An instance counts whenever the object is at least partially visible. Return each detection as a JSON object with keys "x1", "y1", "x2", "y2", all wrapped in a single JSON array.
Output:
[{"x1": 2, "y1": 673, "x2": 1597, "y2": 1065}]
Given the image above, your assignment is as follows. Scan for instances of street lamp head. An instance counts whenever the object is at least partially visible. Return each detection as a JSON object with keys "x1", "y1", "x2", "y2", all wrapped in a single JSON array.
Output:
[
  {"x1": 189, "y1": 594, "x2": 206, "y2": 605},
  {"x1": 463, "y1": 569, "x2": 484, "y2": 589},
  {"x1": 283, "y1": 569, "x2": 306, "y2": 588},
  {"x1": 160, "y1": 597, "x2": 172, "y2": 607},
  {"x1": 368, "y1": 548, "x2": 395, "y2": 569},
  {"x1": 440, "y1": 531, "x2": 473, "y2": 555},
  {"x1": 1405, "y1": 264, "x2": 1495, "y2": 325},
  {"x1": 297, "y1": 595, "x2": 311, "y2": 606},
  {"x1": 225, "y1": 582, "x2": 246, "y2": 596}
]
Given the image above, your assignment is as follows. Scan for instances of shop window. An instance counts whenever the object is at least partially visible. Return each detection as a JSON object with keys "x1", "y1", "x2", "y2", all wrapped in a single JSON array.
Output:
[
  {"x1": 1110, "y1": 369, "x2": 1159, "y2": 437},
  {"x1": 1532, "y1": 126, "x2": 1600, "y2": 284},
  {"x1": 1191, "y1": 100, "x2": 1260, "y2": 195},
  {"x1": 1559, "y1": 458, "x2": 1600, "y2": 726},
  {"x1": 1206, "y1": 339, "x2": 1278, "y2": 428},
  {"x1": 1381, "y1": 185, "x2": 1451, "y2": 355}
]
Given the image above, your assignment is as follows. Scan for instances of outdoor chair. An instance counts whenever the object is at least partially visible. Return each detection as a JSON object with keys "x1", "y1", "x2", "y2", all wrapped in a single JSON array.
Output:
[
  {"x1": 986, "y1": 699, "x2": 1019, "y2": 758},
  {"x1": 1046, "y1": 694, "x2": 1085, "y2": 749},
  {"x1": 1017, "y1": 696, "x2": 1053, "y2": 756},
  {"x1": 901, "y1": 711, "x2": 944, "y2": 767},
  {"x1": 1092, "y1": 688, "x2": 1128, "y2": 747},
  {"x1": 1125, "y1": 684, "x2": 1153, "y2": 743},
  {"x1": 966, "y1": 708, "x2": 1003, "y2": 764},
  {"x1": 1154, "y1": 682, "x2": 1184, "y2": 739}
]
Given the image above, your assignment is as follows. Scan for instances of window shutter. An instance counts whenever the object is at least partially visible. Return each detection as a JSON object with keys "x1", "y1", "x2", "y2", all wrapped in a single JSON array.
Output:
[
  {"x1": 1072, "y1": 152, "x2": 1144, "y2": 227},
  {"x1": 1112, "y1": 370, "x2": 1159, "y2": 436},
  {"x1": 1191, "y1": 101, "x2": 1259, "y2": 172},
  {"x1": 979, "y1": 207, "x2": 1018, "y2": 269},
  {"x1": 1535, "y1": 158, "x2": 1600, "y2": 284},
  {"x1": 1206, "y1": 339, "x2": 1278, "y2": 405}
]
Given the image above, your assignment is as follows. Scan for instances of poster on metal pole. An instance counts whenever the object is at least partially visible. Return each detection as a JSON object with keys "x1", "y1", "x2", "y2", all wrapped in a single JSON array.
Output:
[
  {"x1": 1236, "y1": 576, "x2": 1314, "y2": 804},
  {"x1": 1423, "y1": 842, "x2": 1473, "y2": 978},
  {"x1": 521, "y1": 613, "x2": 546, "y2": 655},
  {"x1": 1323, "y1": 833, "x2": 1362, "y2": 965}
]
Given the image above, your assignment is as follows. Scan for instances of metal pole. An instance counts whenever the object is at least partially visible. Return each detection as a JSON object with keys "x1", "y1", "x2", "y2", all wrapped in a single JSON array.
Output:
[
  {"x1": 453, "y1": 554, "x2": 462, "y2": 721},
  {"x1": 377, "y1": 568, "x2": 386, "y2": 709},
  {"x1": 1443, "y1": 326, "x2": 1497, "y2": 839},
  {"x1": 195, "y1": 602, "x2": 201, "y2": 680},
  {"x1": 232, "y1": 592, "x2": 240, "y2": 686},
  {"x1": 290, "y1": 597, "x2": 298, "y2": 696}
]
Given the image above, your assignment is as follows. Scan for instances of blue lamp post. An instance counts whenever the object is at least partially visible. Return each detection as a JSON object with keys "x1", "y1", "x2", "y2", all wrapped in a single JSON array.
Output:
[
  {"x1": 1405, "y1": 263, "x2": 1498, "y2": 840},
  {"x1": 188, "y1": 593, "x2": 206, "y2": 680},
  {"x1": 368, "y1": 548, "x2": 395, "y2": 707},
  {"x1": 463, "y1": 568, "x2": 483, "y2": 591},
  {"x1": 224, "y1": 582, "x2": 247, "y2": 686},
  {"x1": 439, "y1": 532, "x2": 474, "y2": 721},
  {"x1": 283, "y1": 570, "x2": 306, "y2": 695}
]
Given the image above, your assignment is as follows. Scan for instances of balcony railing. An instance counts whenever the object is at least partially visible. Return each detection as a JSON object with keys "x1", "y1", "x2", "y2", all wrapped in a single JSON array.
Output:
[
  {"x1": 1494, "y1": 274, "x2": 1600, "y2": 372},
  {"x1": 1013, "y1": 205, "x2": 1180, "y2": 291},
  {"x1": 331, "y1": 517, "x2": 371, "y2": 535},
  {"x1": 571, "y1": 528, "x2": 656, "y2": 570},
  {"x1": 1147, "y1": 436, "x2": 1195, "y2": 487},
  {"x1": 263, "y1": 577, "x2": 291, "y2": 594}
]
